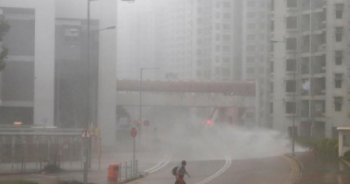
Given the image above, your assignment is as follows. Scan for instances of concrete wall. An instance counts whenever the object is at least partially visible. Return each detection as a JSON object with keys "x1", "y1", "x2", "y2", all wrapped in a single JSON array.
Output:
[{"x1": 1, "y1": 0, "x2": 55, "y2": 126}]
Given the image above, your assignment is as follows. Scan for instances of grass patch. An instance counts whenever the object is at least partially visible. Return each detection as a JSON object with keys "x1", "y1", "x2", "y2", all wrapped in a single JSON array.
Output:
[{"x1": 0, "y1": 180, "x2": 38, "y2": 184}]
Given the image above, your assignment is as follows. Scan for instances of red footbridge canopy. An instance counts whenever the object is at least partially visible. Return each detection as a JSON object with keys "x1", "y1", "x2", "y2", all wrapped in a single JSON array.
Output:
[{"x1": 116, "y1": 80, "x2": 255, "y2": 96}]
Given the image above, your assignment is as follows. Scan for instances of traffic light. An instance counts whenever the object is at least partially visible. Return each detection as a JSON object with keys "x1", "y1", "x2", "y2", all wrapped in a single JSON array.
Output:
[{"x1": 206, "y1": 119, "x2": 212, "y2": 125}]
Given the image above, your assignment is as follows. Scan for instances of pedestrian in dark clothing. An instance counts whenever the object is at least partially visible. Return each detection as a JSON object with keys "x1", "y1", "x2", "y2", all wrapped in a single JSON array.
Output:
[{"x1": 175, "y1": 160, "x2": 190, "y2": 184}]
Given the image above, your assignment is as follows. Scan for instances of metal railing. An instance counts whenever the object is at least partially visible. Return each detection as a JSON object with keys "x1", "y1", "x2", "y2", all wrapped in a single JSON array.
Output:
[{"x1": 118, "y1": 160, "x2": 138, "y2": 182}]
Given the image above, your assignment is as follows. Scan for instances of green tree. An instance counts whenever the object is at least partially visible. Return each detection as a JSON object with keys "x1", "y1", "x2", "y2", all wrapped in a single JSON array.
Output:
[{"x1": 0, "y1": 17, "x2": 10, "y2": 71}]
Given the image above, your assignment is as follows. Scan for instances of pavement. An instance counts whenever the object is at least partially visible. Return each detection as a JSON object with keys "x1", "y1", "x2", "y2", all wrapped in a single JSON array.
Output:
[
  {"x1": 0, "y1": 150, "x2": 169, "y2": 184},
  {"x1": 6, "y1": 150, "x2": 350, "y2": 184},
  {"x1": 295, "y1": 152, "x2": 350, "y2": 184}
]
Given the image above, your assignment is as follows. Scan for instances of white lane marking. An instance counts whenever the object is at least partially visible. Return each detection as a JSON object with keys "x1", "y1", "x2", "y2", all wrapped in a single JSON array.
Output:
[
  {"x1": 147, "y1": 155, "x2": 172, "y2": 174},
  {"x1": 144, "y1": 154, "x2": 172, "y2": 174},
  {"x1": 196, "y1": 156, "x2": 232, "y2": 184}
]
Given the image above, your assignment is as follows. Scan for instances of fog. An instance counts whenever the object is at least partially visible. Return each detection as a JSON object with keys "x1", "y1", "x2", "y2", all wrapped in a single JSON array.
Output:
[
  {"x1": 116, "y1": 107, "x2": 306, "y2": 163},
  {"x1": 1, "y1": 0, "x2": 306, "y2": 164}
]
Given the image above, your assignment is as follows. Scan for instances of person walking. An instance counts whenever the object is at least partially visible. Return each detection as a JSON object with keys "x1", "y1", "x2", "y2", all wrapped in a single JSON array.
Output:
[{"x1": 175, "y1": 160, "x2": 190, "y2": 184}]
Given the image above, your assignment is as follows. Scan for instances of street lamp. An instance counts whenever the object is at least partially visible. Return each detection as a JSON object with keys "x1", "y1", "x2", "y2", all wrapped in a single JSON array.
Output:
[
  {"x1": 271, "y1": 40, "x2": 297, "y2": 157},
  {"x1": 134, "y1": 67, "x2": 159, "y2": 174}
]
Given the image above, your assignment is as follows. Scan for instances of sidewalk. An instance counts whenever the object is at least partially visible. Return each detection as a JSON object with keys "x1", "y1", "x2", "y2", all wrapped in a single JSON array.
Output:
[
  {"x1": 295, "y1": 152, "x2": 350, "y2": 184},
  {"x1": 0, "y1": 150, "x2": 168, "y2": 184}
]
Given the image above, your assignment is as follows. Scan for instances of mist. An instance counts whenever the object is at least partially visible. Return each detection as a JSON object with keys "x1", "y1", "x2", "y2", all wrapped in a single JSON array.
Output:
[{"x1": 116, "y1": 107, "x2": 306, "y2": 163}]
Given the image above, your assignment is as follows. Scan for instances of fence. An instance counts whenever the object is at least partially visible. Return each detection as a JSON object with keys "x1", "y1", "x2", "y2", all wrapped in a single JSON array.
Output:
[
  {"x1": 0, "y1": 126, "x2": 84, "y2": 173},
  {"x1": 118, "y1": 160, "x2": 138, "y2": 182}
]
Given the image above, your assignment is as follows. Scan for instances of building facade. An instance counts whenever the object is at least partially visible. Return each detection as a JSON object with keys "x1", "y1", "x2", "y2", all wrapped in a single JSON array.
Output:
[
  {"x1": 271, "y1": 0, "x2": 350, "y2": 137},
  {"x1": 241, "y1": 0, "x2": 271, "y2": 127},
  {"x1": 0, "y1": 0, "x2": 55, "y2": 126}
]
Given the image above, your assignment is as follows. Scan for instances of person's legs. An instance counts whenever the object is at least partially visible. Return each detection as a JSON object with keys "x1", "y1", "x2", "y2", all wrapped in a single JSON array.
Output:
[{"x1": 178, "y1": 175, "x2": 186, "y2": 184}]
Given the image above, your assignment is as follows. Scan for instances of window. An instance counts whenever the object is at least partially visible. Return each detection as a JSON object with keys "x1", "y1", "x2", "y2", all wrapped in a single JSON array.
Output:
[
  {"x1": 301, "y1": 58, "x2": 310, "y2": 74},
  {"x1": 222, "y1": 46, "x2": 230, "y2": 52},
  {"x1": 247, "y1": 67, "x2": 254, "y2": 74},
  {"x1": 223, "y1": 13, "x2": 231, "y2": 19},
  {"x1": 335, "y1": 27, "x2": 343, "y2": 42},
  {"x1": 270, "y1": 62, "x2": 274, "y2": 72},
  {"x1": 222, "y1": 1, "x2": 231, "y2": 7},
  {"x1": 223, "y1": 24, "x2": 231, "y2": 31},
  {"x1": 216, "y1": 23, "x2": 221, "y2": 30},
  {"x1": 335, "y1": 4, "x2": 343, "y2": 19},
  {"x1": 286, "y1": 59, "x2": 296, "y2": 71},
  {"x1": 223, "y1": 57, "x2": 230, "y2": 63},
  {"x1": 335, "y1": 51, "x2": 342, "y2": 65},
  {"x1": 222, "y1": 35, "x2": 230, "y2": 41},
  {"x1": 286, "y1": 16, "x2": 297, "y2": 29},
  {"x1": 247, "y1": 12, "x2": 256, "y2": 18},
  {"x1": 286, "y1": 102, "x2": 296, "y2": 114},
  {"x1": 271, "y1": 21, "x2": 274, "y2": 31},
  {"x1": 247, "y1": 45, "x2": 256, "y2": 52},
  {"x1": 222, "y1": 68, "x2": 230, "y2": 77},
  {"x1": 216, "y1": 34, "x2": 220, "y2": 41},
  {"x1": 270, "y1": 103, "x2": 273, "y2": 113},
  {"x1": 286, "y1": 80, "x2": 296, "y2": 93},
  {"x1": 216, "y1": 45, "x2": 220, "y2": 52},
  {"x1": 246, "y1": 56, "x2": 255, "y2": 63},
  {"x1": 247, "y1": 1, "x2": 255, "y2": 7},
  {"x1": 216, "y1": 67, "x2": 220, "y2": 74},
  {"x1": 287, "y1": 0, "x2": 297, "y2": 8},
  {"x1": 335, "y1": 74, "x2": 343, "y2": 88},
  {"x1": 247, "y1": 23, "x2": 256, "y2": 29},
  {"x1": 286, "y1": 37, "x2": 297, "y2": 50},
  {"x1": 247, "y1": 35, "x2": 255, "y2": 41},
  {"x1": 334, "y1": 97, "x2": 343, "y2": 112},
  {"x1": 270, "y1": 82, "x2": 273, "y2": 93}
]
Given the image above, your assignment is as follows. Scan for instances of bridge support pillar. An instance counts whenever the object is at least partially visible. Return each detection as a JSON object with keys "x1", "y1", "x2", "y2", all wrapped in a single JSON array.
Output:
[{"x1": 98, "y1": 0, "x2": 117, "y2": 149}]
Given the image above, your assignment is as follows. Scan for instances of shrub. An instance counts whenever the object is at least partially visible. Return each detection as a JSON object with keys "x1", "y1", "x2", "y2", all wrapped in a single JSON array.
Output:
[
  {"x1": 43, "y1": 163, "x2": 61, "y2": 173},
  {"x1": 296, "y1": 136, "x2": 338, "y2": 156},
  {"x1": 0, "y1": 180, "x2": 38, "y2": 184}
]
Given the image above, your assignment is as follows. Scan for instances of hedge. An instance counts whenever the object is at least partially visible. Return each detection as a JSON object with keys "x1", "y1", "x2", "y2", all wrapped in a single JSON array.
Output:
[
  {"x1": 0, "y1": 180, "x2": 38, "y2": 184},
  {"x1": 295, "y1": 136, "x2": 338, "y2": 155}
]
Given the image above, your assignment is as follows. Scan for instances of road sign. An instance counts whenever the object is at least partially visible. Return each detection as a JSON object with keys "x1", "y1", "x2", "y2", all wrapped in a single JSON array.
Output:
[
  {"x1": 81, "y1": 129, "x2": 91, "y2": 138},
  {"x1": 131, "y1": 127, "x2": 137, "y2": 137},
  {"x1": 144, "y1": 120, "x2": 149, "y2": 126}
]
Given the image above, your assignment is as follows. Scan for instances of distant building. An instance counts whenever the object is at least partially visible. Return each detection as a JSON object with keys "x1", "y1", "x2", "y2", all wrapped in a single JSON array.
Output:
[
  {"x1": 271, "y1": 0, "x2": 350, "y2": 137},
  {"x1": 0, "y1": 0, "x2": 55, "y2": 126},
  {"x1": 117, "y1": 0, "x2": 243, "y2": 81},
  {"x1": 241, "y1": 0, "x2": 271, "y2": 128}
]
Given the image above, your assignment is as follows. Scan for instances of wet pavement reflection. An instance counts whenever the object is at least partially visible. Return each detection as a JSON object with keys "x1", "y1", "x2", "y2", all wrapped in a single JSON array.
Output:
[{"x1": 296, "y1": 153, "x2": 350, "y2": 184}]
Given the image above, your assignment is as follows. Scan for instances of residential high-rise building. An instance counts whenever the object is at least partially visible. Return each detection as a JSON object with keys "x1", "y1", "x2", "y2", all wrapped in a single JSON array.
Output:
[
  {"x1": 242, "y1": 0, "x2": 271, "y2": 127},
  {"x1": 194, "y1": 0, "x2": 240, "y2": 81},
  {"x1": 271, "y1": 0, "x2": 349, "y2": 137},
  {"x1": 117, "y1": 0, "x2": 243, "y2": 81}
]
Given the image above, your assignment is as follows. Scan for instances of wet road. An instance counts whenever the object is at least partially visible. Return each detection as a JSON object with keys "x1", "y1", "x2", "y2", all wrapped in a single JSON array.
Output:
[
  {"x1": 129, "y1": 156, "x2": 296, "y2": 184},
  {"x1": 296, "y1": 153, "x2": 350, "y2": 184}
]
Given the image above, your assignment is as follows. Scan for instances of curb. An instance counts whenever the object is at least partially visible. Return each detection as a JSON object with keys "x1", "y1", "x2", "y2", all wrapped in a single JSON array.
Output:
[
  {"x1": 284, "y1": 154, "x2": 302, "y2": 184},
  {"x1": 341, "y1": 159, "x2": 350, "y2": 168}
]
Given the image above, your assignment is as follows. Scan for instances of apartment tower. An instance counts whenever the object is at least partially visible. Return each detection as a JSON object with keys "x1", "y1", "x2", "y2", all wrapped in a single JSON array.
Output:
[{"x1": 271, "y1": 0, "x2": 349, "y2": 137}]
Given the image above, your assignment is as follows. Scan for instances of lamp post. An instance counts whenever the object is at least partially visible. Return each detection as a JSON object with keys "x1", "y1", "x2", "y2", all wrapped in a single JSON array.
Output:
[
  {"x1": 135, "y1": 67, "x2": 159, "y2": 173},
  {"x1": 271, "y1": 40, "x2": 297, "y2": 157},
  {"x1": 85, "y1": 1, "x2": 118, "y2": 183}
]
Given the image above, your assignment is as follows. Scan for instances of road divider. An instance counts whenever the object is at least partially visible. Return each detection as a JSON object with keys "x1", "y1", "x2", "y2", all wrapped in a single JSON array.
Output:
[{"x1": 196, "y1": 156, "x2": 232, "y2": 184}]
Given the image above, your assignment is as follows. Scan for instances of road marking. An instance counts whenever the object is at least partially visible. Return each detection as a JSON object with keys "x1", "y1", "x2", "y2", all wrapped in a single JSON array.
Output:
[
  {"x1": 282, "y1": 155, "x2": 300, "y2": 184},
  {"x1": 144, "y1": 154, "x2": 172, "y2": 174},
  {"x1": 196, "y1": 156, "x2": 232, "y2": 184}
]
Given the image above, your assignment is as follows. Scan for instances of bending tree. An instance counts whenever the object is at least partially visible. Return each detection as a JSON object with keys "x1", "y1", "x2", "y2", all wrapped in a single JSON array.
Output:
[{"x1": 0, "y1": 17, "x2": 10, "y2": 71}]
